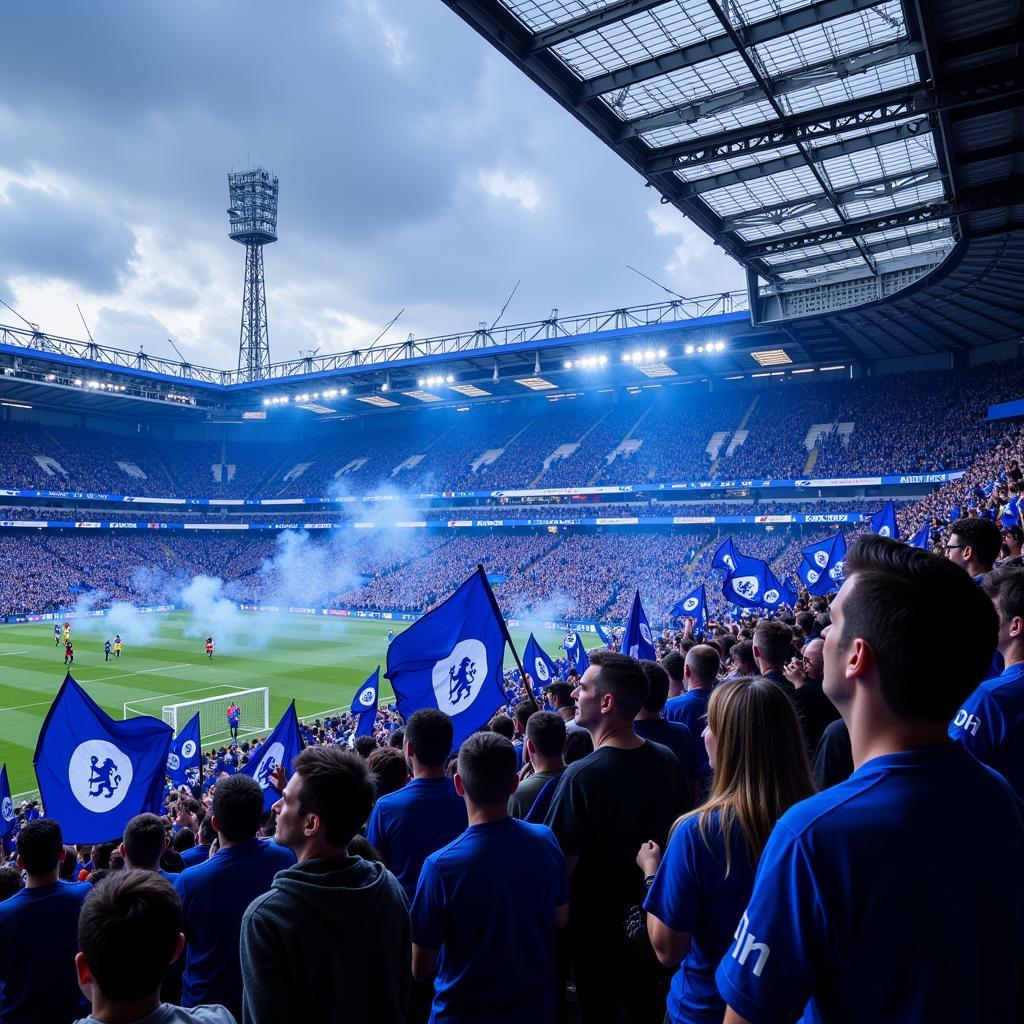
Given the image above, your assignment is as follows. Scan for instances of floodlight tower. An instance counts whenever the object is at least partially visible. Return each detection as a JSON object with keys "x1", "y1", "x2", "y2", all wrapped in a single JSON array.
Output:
[{"x1": 227, "y1": 168, "x2": 278, "y2": 380}]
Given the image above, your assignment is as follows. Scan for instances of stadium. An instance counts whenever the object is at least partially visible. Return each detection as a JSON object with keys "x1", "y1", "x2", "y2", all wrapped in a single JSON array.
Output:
[{"x1": 0, "y1": 2, "x2": 1023, "y2": 1023}]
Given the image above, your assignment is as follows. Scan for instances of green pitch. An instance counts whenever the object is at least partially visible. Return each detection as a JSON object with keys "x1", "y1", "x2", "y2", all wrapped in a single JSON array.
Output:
[{"x1": 0, "y1": 611, "x2": 596, "y2": 798}]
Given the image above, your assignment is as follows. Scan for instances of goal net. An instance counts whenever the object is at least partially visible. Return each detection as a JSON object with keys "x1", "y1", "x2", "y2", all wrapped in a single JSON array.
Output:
[{"x1": 124, "y1": 687, "x2": 270, "y2": 741}]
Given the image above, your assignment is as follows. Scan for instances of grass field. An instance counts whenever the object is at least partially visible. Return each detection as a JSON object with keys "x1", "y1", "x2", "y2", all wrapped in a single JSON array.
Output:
[{"x1": 0, "y1": 611, "x2": 594, "y2": 798}]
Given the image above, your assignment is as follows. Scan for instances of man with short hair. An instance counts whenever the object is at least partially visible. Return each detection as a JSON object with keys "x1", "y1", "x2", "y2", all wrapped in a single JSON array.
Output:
[
  {"x1": 751, "y1": 619, "x2": 794, "y2": 689},
  {"x1": 660, "y1": 650, "x2": 686, "y2": 700},
  {"x1": 949, "y1": 565, "x2": 1024, "y2": 798},
  {"x1": 783, "y1": 636, "x2": 840, "y2": 752},
  {"x1": 411, "y1": 732, "x2": 569, "y2": 1024},
  {"x1": 545, "y1": 650, "x2": 687, "y2": 1023},
  {"x1": 508, "y1": 711, "x2": 567, "y2": 820},
  {"x1": 240, "y1": 747, "x2": 410, "y2": 1023},
  {"x1": 121, "y1": 813, "x2": 176, "y2": 880},
  {"x1": 664, "y1": 644, "x2": 720, "y2": 744},
  {"x1": 366, "y1": 708, "x2": 468, "y2": 903},
  {"x1": 0, "y1": 819, "x2": 91, "y2": 1023},
  {"x1": 175, "y1": 774, "x2": 295, "y2": 1020},
  {"x1": 944, "y1": 515, "x2": 1002, "y2": 581},
  {"x1": 179, "y1": 817, "x2": 216, "y2": 869},
  {"x1": 544, "y1": 681, "x2": 585, "y2": 733},
  {"x1": 75, "y1": 871, "x2": 233, "y2": 1024},
  {"x1": 717, "y1": 535, "x2": 1024, "y2": 1024}
]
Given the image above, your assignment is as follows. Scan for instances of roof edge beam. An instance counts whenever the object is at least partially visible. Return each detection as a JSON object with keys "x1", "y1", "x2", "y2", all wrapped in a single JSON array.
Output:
[{"x1": 530, "y1": 0, "x2": 673, "y2": 51}]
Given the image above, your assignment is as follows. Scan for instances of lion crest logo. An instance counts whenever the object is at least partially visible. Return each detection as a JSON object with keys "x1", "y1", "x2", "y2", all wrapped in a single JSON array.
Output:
[
  {"x1": 432, "y1": 639, "x2": 488, "y2": 715},
  {"x1": 254, "y1": 742, "x2": 285, "y2": 790},
  {"x1": 69, "y1": 740, "x2": 134, "y2": 812}
]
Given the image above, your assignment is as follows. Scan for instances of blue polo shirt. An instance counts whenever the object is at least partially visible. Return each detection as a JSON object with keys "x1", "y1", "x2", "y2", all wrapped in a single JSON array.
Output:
[
  {"x1": 366, "y1": 776, "x2": 468, "y2": 901},
  {"x1": 645, "y1": 810, "x2": 755, "y2": 1024},
  {"x1": 174, "y1": 838, "x2": 295, "y2": 1014},
  {"x1": 716, "y1": 743, "x2": 1024, "y2": 1023},
  {"x1": 0, "y1": 880, "x2": 91, "y2": 1024},
  {"x1": 411, "y1": 816, "x2": 569, "y2": 1024},
  {"x1": 179, "y1": 843, "x2": 212, "y2": 868},
  {"x1": 949, "y1": 661, "x2": 1024, "y2": 798},
  {"x1": 664, "y1": 689, "x2": 711, "y2": 752}
]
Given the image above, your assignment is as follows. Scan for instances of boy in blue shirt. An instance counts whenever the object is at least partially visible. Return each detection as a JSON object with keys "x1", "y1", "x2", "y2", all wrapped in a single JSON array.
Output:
[
  {"x1": 717, "y1": 535, "x2": 1024, "y2": 1024},
  {"x1": 949, "y1": 565, "x2": 1024, "y2": 797},
  {"x1": 0, "y1": 819, "x2": 91, "y2": 1024},
  {"x1": 175, "y1": 774, "x2": 294, "y2": 1020},
  {"x1": 411, "y1": 731, "x2": 569, "y2": 1024}
]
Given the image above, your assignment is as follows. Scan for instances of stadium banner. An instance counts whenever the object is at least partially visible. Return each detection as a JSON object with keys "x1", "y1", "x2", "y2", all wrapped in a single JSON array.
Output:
[
  {"x1": 5, "y1": 603, "x2": 176, "y2": 625},
  {"x1": 0, "y1": 512, "x2": 871, "y2": 533},
  {"x1": 0, "y1": 469, "x2": 965, "y2": 508}
]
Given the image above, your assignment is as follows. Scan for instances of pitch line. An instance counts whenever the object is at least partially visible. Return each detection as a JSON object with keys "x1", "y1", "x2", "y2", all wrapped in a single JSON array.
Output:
[{"x1": 0, "y1": 651, "x2": 29, "y2": 657}]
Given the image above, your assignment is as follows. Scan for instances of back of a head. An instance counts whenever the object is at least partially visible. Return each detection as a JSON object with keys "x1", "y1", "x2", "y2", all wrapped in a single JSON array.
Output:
[
  {"x1": 488, "y1": 715, "x2": 515, "y2": 741},
  {"x1": 661, "y1": 650, "x2": 685, "y2": 686},
  {"x1": 59, "y1": 845, "x2": 77, "y2": 881},
  {"x1": 367, "y1": 745, "x2": 410, "y2": 797},
  {"x1": 795, "y1": 611, "x2": 816, "y2": 636},
  {"x1": 353, "y1": 735, "x2": 377, "y2": 759},
  {"x1": 752, "y1": 620, "x2": 793, "y2": 668},
  {"x1": 639, "y1": 660, "x2": 670, "y2": 713},
  {"x1": 122, "y1": 814, "x2": 167, "y2": 869},
  {"x1": 514, "y1": 703, "x2": 533, "y2": 731},
  {"x1": 525, "y1": 710, "x2": 567, "y2": 759},
  {"x1": 210, "y1": 774, "x2": 264, "y2": 843},
  {"x1": 78, "y1": 872, "x2": 182, "y2": 1002},
  {"x1": 685, "y1": 644, "x2": 721, "y2": 686},
  {"x1": 388, "y1": 727, "x2": 405, "y2": 749},
  {"x1": 0, "y1": 866, "x2": 23, "y2": 902},
  {"x1": 950, "y1": 516, "x2": 1002, "y2": 570},
  {"x1": 564, "y1": 729, "x2": 594, "y2": 763},
  {"x1": 18, "y1": 819, "x2": 63, "y2": 877},
  {"x1": 588, "y1": 650, "x2": 649, "y2": 722},
  {"x1": 729, "y1": 640, "x2": 757, "y2": 675},
  {"x1": 293, "y1": 746, "x2": 375, "y2": 849},
  {"x1": 703, "y1": 676, "x2": 815, "y2": 866},
  {"x1": 405, "y1": 708, "x2": 454, "y2": 767},
  {"x1": 457, "y1": 731, "x2": 517, "y2": 807},
  {"x1": 841, "y1": 534, "x2": 998, "y2": 722}
]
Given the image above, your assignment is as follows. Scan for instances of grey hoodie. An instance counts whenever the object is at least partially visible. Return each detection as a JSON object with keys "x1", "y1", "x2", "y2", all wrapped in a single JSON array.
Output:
[{"x1": 240, "y1": 855, "x2": 410, "y2": 1024}]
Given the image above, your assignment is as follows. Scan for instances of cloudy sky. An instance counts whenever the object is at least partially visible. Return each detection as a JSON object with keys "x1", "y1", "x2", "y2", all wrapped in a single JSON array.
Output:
[{"x1": 0, "y1": 0, "x2": 743, "y2": 368}]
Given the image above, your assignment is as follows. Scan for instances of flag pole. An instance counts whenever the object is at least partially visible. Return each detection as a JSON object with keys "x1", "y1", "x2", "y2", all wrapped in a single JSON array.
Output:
[{"x1": 476, "y1": 564, "x2": 539, "y2": 713}]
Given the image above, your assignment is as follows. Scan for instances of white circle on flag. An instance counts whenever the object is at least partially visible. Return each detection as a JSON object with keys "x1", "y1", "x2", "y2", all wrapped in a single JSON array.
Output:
[
  {"x1": 829, "y1": 561, "x2": 844, "y2": 581},
  {"x1": 639, "y1": 623, "x2": 653, "y2": 645},
  {"x1": 358, "y1": 687, "x2": 376, "y2": 708},
  {"x1": 534, "y1": 657, "x2": 550, "y2": 682},
  {"x1": 814, "y1": 551, "x2": 829, "y2": 568},
  {"x1": 806, "y1": 568, "x2": 820, "y2": 584},
  {"x1": 181, "y1": 740, "x2": 197, "y2": 759},
  {"x1": 879, "y1": 525, "x2": 891, "y2": 537},
  {"x1": 1, "y1": 797, "x2": 12, "y2": 822},
  {"x1": 730, "y1": 575, "x2": 760, "y2": 600},
  {"x1": 167, "y1": 752, "x2": 181, "y2": 771},
  {"x1": 763, "y1": 589, "x2": 780, "y2": 604},
  {"x1": 683, "y1": 596, "x2": 699, "y2": 612},
  {"x1": 432, "y1": 639, "x2": 488, "y2": 716},
  {"x1": 254, "y1": 742, "x2": 285, "y2": 790},
  {"x1": 68, "y1": 740, "x2": 133, "y2": 812}
]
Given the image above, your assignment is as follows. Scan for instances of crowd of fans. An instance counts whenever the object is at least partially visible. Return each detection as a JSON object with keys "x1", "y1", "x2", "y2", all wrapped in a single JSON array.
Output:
[
  {"x1": 2, "y1": 527, "x2": 1023, "y2": 1023},
  {"x1": 1, "y1": 360, "x2": 1021, "y2": 501}
]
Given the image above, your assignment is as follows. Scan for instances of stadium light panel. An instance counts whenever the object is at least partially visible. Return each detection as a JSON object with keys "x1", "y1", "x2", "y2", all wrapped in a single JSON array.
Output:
[
  {"x1": 515, "y1": 377, "x2": 557, "y2": 391},
  {"x1": 564, "y1": 360, "x2": 572, "y2": 369},
  {"x1": 637, "y1": 363, "x2": 677, "y2": 378},
  {"x1": 685, "y1": 344, "x2": 694, "y2": 354},
  {"x1": 751, "y1": 349, "x2": 792, "y2": 367},
  {"x1": 820, "y1": 365, "x2": 846, "y2": 372},
  {"x1": 450, "y1": 383, "x2": 490, "y2": 398},
  {"x1": 445, "y1": 375, "x2": 454, "y2": 384},
  {"x1": 403, "y1": 390, "x2": 442, "y2": 403},
  {"x1": 356, "y1": 394, "x2": 400, "y2": 408}
]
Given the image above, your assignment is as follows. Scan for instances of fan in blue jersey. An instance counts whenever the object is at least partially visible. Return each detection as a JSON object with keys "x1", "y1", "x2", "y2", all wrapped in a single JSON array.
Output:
[{"x1": 717, "y1": 536, "x2": 1024, "y2": 1024}]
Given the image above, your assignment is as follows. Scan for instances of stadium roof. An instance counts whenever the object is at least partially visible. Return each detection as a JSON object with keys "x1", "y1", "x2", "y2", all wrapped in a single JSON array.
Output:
[{"x1": 440, "y1": 0, "x2": 1024, "y2": 319}]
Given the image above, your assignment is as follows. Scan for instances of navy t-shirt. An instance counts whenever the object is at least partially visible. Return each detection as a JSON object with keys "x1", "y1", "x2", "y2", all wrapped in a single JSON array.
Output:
[
  {"x1": 367, "y1": 776, "x2": 468, "y2": 901},
  {"x1": 174, "y1": 837, "x2": 295, "y2": 1013},
  {"x1": 664, "y1": 689, "x2": 711, "y2": 758},
  {"x1": 949, "y1": 661, "x2": 1024, "y2": 798},
  {"x1": 411, "y1": 817, "x2": 569, "y2": 1024},
  {"x1": 645, "y1": 810, "x2": 755, "y2": 1024},
  {"x1": 0, "y1": 880, "x2": 91, "y2": 1024},
  {"x1": 634, "y1": 717, "x2": 699, "y2": 795},
  {"x1": 716, "y1": 743, "x2": 1024, "y2": 1023}
]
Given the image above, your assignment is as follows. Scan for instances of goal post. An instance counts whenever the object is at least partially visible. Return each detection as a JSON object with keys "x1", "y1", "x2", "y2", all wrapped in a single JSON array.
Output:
[{"x1": 124, "y1": 687, "x2": 270, "y2": 742}]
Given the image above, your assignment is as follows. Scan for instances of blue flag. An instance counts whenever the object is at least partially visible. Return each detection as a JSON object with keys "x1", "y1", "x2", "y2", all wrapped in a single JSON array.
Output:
[
  {"x1": 351, "y1": 667, "x2": 380, "y2": 739},
  {"x1": 563, "y1": 631, "x2": 589, "y2": 676},
  {"x1": 239, "y1": 702, "x2": 304, "y2": 811},
  {"x1": 0, "y1": 765, "x2": 15, "y2": 845},
  {"x1": 385, "y1": 570, "x2": 508, "y2": 751},
  {"x1": 166, "y1": 712, "x2": 201, "y2": 789},
  {"x1": 33, "y1": 673, "x2": 173, "y2": 843},
  {"x1": 593, "y1": 623, "x2": 612, "y2": 646},
  {"x1": 524, "y1": 634, "x2": 559, "y2": 692},
  {"x1": 798, "y1": 534, "x2": 847, "y2": 596},
  {"x1": 670, "y1": 584, "x2": 707, "y2": 635},
  {"x1": 620, "y1": 590, "x2": 657, "y2": 661},
  {"x1": 908, "y1": 522, "x2": 931, "y2": 549},
  {"x1": 712, "y1": 537, "x2": 740, "y2": 574},
  {"x1": 869, "y1": 500, "x2": 899, "y2": 540},
  {"x1": 761, "y1": 567, "x2": 798, "y2": 611},
  {"x1": 722, "y1": 553, "x2": 771, "y2": 609}
]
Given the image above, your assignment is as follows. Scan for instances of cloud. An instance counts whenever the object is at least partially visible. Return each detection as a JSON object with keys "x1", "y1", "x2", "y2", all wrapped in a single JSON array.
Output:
[{"x1": 0, "y1": 0, "x2": 744, "y2": 367}]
